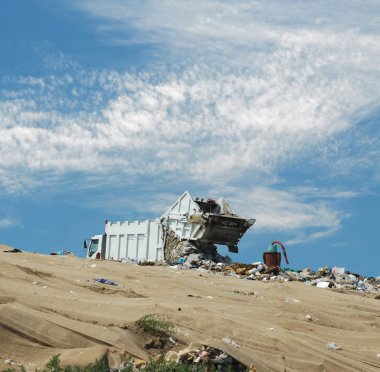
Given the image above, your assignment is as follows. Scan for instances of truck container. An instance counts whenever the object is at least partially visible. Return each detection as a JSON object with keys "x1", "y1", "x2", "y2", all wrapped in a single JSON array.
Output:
[{"x1": 85, "y1": 191, "x2": 255, "y2": 262}]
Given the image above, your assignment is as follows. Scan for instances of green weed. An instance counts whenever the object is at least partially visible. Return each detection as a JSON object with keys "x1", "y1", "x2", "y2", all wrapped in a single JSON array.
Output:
[{"x1": 136, "y1": 313, "x2": 176, "y2": 337}]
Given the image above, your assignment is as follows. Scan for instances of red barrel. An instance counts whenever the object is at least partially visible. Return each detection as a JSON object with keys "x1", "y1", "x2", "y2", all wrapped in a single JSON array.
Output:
[{"x1": 263, "y1": 252, "x2": 281, "y2": 267}]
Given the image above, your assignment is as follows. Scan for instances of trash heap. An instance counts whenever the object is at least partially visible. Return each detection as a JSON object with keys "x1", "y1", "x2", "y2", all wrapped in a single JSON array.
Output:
[
  {"x1": 164, "y1": 345, "x2": 250, "y2": 371},
  {"x1": 167, "y1": 251, "x2": 380, "y2": 294}
]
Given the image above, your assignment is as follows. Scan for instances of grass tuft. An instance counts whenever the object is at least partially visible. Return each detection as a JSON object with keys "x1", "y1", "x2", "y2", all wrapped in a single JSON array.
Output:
[{"x1": 136, "y1": 313, "x2": 176, "y2": 337}]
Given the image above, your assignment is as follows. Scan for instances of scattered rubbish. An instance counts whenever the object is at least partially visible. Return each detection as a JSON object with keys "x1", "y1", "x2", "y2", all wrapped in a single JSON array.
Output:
[
  {"x1": 4, "y1": 248, "x2": 22, "y2": 253},
  {"x1": 285, "y1": 297, "x2": 301, "y2": 303},
  {"x1": 32, "y1": 281, "x2": 38, "y2": 285},
  {"x1": 377, "y1": 353, "x2": 380, "y2": 359},
  {"x1": 165, "y1": 350, "x2": 178, "y2": 362},
  {"x1": 332, "y1": 267, "x2": 346, "y2": 275},
  {"x1": 267, "y1": 327, "x2": 275, "y2": 331},
  {"x1": 187, "y1": 294, "x2": 202, "y2": 298},
  {"x1": 316, "y1": 281, "x2": 330, "y2": 289},
  {"x1": 169, "y1": 336, "x2": 176, "y2": 344},
  {"x1": 222, "y1": 337, "x2": 240, "y2": 348},
  {"x1": 306, "y1": 314, "x2": 312, "y2": 321},
  {"x1": 50, "y1": 250, "x2": 71, "y2": 256},
  {"x1": 89, "y1": 264, "x2": 97, "y2": 268},
  {"x1": 173, "y1": 345, "x2": 247, "y2": 370},
  {"x1": 4, "y1": 359, "x2": 12, "y2": 365},
  {"x1": 326, "y1": 342, "x2": 342, "y2": 350},
  {"x1": 94, "y1": 278, "x2": 118, "y2": 286}
]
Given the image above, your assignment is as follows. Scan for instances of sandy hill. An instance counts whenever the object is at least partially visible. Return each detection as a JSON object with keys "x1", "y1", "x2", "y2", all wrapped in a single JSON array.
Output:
[{"x1": 0, "y1": 244, "x2": 379, "y2": 371}]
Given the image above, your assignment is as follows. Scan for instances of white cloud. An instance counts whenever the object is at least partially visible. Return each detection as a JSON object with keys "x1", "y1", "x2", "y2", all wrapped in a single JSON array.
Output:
[
  {"x1": 1, "y1": 0, "x2": 379, "y2": 243},
  {"x1": 220, "y1": 186, "x2": 344, "y2": 235},
  {"x1": 0, "y1": 217, "x2": 17, "y2": 228},
  {"x1": 71, "y1": 0, "x2": 380, "y2": 52}
]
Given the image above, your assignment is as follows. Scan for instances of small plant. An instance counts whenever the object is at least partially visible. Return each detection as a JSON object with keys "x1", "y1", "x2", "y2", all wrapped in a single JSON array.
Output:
[
  {"x1": 136, "y1": 313, "x2": 176, "y2": 337},
  {"x1": 0, "y1": 354, "x2": 110, "y2": 372}
]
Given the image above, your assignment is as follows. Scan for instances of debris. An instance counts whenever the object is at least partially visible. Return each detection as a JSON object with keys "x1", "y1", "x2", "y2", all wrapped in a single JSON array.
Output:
[
  {"x1": 316, "y1": 281, "x2": 330, "y2": 289},
  {"x1": 50, "y1": 250, "x2": 71, "y2": 255},
  {"x1": 222, "y1": 337, "x2": 240, "y2": 348},
  {"x1": 306, "y1": 314, "x2": 312, "y2": 321},
  {"x1": 187, "y1": 294, "x2": 202, "y2": 298},
  {"x1": 4, "y1": 248, "x2": 22, "y2": 253},
  {"x1": 165, "y1": 350, "x2": 179, "y2": 362},
  {"x1": 94, "y1": 278, "x2": 118, "y2": 286},
  {"x1": 332, "y1": 267, "x2": 346, "y2": 275},
  {"x1": 176, "y1": 345, "x2": 246, "y2": 370},
  {"x1": 4, "y1": 359, "x2": 12, "y2": 365},
  {"x1": 326, "y1": 342, "x2": 342, "y2": 350},
  {"x1": 285, "y1": 297, "x2": 301, "y2": 303}
]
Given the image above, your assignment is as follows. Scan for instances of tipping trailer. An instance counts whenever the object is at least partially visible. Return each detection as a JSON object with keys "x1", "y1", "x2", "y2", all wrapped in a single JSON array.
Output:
[{"x1": 85, "y1": 191, "x2": 255, "y2": 261}]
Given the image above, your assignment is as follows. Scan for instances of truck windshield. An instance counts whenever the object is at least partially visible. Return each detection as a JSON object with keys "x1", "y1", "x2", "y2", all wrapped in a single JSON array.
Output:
[{"x1": 89, "y1": 239, "x2": 99, "y2": 256}]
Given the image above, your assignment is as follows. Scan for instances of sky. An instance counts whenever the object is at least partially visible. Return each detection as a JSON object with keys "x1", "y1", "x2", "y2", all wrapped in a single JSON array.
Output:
[{"x1": 0, "y1": 0, "x2": 379, "y2": 276}]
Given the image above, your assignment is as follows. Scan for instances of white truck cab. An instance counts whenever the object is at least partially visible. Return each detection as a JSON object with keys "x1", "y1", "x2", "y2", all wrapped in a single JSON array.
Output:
[{"x1": 85, "y1": 234, "x2": 105, "y2": 259}]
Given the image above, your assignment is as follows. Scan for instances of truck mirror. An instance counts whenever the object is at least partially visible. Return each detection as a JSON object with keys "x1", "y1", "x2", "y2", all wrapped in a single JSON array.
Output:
[{"x1": 84, "y1": 240, "x2": 87, "y2": 249}]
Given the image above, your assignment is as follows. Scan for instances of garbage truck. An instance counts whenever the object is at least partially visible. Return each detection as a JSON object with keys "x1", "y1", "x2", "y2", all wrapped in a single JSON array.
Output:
[{"x1": 85, "y1": 191, "x2": 255, "y2": 262}]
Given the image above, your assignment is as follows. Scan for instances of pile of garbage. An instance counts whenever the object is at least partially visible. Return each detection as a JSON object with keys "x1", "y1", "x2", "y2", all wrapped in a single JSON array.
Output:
[
  {"x1": 168, "y1": 251, "x2": 380, "y2": 294},
  {"x1": 164, "y1": 345, "x2": 251, "y2": 371}
]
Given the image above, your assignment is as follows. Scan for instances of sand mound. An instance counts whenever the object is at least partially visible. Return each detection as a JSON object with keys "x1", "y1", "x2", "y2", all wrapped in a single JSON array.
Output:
[{"x1": 0, "y1": 244, "x2": 379, "y2": 371}]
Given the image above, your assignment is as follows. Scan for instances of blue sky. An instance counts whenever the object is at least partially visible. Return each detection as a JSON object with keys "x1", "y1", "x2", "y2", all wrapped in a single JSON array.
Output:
[{"x1": 1, "y1": 0, "x2": 379, "y2": 276}]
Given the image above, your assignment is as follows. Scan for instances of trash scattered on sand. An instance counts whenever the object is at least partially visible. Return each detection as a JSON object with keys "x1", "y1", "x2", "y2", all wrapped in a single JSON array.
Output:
[
  {"x1": 50, "y1": 250, "x2": 72, "y2": 256},
  {"x1": 327, "y1": 342, "x2": 342, "y2": 350},
  {"x1": 94, "y1": 278, "x2": 118, "y2": 286},
  {"x1": 168, "y1": 345, "x2": 247, "y2": 370},
  {"x1": 3, "y1": 248, "x2": 22, "y2": 253},
  {"x1": 222, "y1": 337, "x2": 240, "y2": 348},
  {"x1": 156, "y1": 250, "x2": 379, "y2": 294}
]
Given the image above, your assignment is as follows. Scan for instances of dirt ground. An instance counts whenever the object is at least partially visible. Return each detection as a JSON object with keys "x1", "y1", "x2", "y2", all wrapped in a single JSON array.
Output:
[{"x1": 0, "y1": 244, "x2": 379, "y2": 371}]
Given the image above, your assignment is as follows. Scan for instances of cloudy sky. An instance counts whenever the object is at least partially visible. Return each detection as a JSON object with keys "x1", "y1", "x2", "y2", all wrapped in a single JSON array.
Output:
[{"x1": 1, "y1": 0, "x2": 379, "y2": 275}]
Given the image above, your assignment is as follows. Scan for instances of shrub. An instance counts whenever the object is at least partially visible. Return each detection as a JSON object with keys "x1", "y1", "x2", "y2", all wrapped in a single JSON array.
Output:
[{"x1": 136, "y1": 313, "x2": 176, "y2": 337}]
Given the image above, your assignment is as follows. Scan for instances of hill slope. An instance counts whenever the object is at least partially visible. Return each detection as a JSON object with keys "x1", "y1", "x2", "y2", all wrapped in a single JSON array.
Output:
[{"x1": 0, "y1": 245, "x2": 379, "y2": 371}]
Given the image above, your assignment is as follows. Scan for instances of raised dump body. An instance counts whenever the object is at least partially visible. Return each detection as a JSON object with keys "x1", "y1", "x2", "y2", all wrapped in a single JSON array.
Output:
[{"x1": 85, "y1": 191, "x2": 255, "y2": 261}]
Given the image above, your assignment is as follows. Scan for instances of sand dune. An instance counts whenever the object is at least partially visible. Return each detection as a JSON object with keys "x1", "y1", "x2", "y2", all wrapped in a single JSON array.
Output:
[{"x1": 0, "y1": 245, "x2": 379, "y2": 371}]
